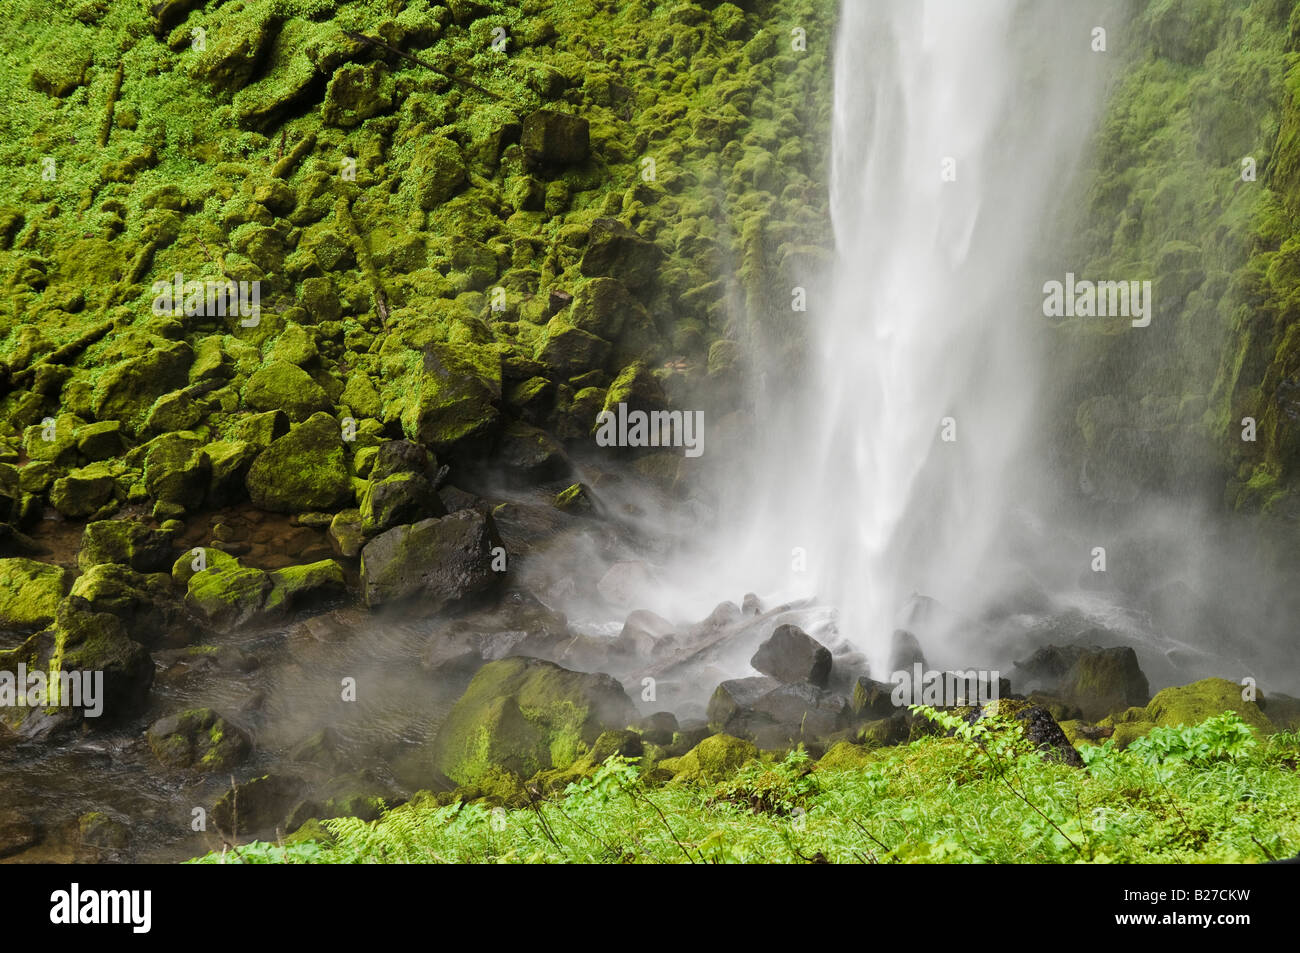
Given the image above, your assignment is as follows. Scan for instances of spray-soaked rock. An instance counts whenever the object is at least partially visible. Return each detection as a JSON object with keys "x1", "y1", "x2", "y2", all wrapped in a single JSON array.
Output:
[
  {"x1": 707, "y1": 675, "x2": 779, "y2": 728},
  {"x1": 887, "y1": 628, "x2": 926, "y2": 674},
  {"x1": 750, "y1": 623, "x2": 832, "y2": 687},
  {"x1": 1057, "y1": 646, "x2": 1150, "y2": 721},
  {"x1": 360, "y1": 510, "x2": 503, "y2": 610}
]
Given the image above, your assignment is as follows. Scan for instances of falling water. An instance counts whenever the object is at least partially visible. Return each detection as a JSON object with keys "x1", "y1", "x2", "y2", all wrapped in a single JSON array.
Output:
[{"x1": 693, "y1": 0, "x2": 1115, "y2": 672}]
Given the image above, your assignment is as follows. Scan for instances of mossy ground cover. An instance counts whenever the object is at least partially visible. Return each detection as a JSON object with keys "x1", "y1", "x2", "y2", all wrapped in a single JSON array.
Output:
[{"x1": 191, "y1": 710, "x2": 1300, "y2": 864}]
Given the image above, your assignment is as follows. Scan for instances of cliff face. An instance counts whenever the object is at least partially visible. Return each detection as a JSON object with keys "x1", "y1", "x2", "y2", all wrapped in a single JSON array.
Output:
[
  {"x1": 0, "y1": 0, "x2": 834, "y2": 537},
  {"x1": 1053, "y1": 0, "x2": 1300, "y2": 528}
]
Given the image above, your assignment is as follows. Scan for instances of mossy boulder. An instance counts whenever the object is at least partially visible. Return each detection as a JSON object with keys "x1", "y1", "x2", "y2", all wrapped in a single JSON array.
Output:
[
  {"x1": 601, "y1": 361, "x2": 667, "y2": 416},
  {"x1": 246, "y1": 412, "x2": 353, "y2": 514},
  {"x1": 429, "y1": 657, "x2": 637, "y2": 788},
  {"x1": 405, "y1": 137, "x2": 467, "y2": 209},
  {"x1": 817, "y1": 740, "x2": 876, "y2": 772},
  {"x1": 664, "y1": 734, "x2": 759, "y2": 784},
  {"x1": 186, "y1": 556, "x2": 345, "y2": 628},
  {"x1": 359, "y1": 509, "x2": 502, "y2": 609},
  {"x1": 67, "y1": 564, "x2": 183, "y2": 646},
  {"x1": 521, "y1": 109, "x2": 589, "y2": 169},
  {"x1": 360, "y1": 472, "x2": 446, "y2": 535},
  {"x1": 242, "y1": 361, "x2": 333, "y2": 422},
  {"x1": 78, "y1": 521, "x2": 172, "y2": 573},
  {"x1": 385, "y1": 343, "x2": 502, "y2": 455},
  {"x1": 1145, "y1": 678, "x2": 1274, "y2": 733},
  {"x1": 186, "y1": 565, "x2": 274, "y2": 629},
  {"x1": 91, "y1": 339, "x2": 193, "y2": 434},
  {"x1": 321, "y1": 61, "x2": 394, "y2": 127},
  {"x1": 569, "y1": 277, "x2": 647, "y2": 341},
  {"x1": 535, "y1": 318, "x2": 612, "y2": 376},
  {"x1": 204, "y1": 439, "x2": 260, "y2": 506},
  {"x1": 1056, "y1": 646, "x2": 1150, "y2": 721},
  {"x1": 75, "y1": 421, "x2": 125, "y2": 462},
  {"x1": 580, "y1": 218, "x2": 665, "y2": 290},
  {"x1": 142, "y1": 436, "x2": 211, "y2": 510},
  {"x1": 49, "y1": 463, "x2": 121, "y2": 518},
  {"x1": 147, "y1": 708, "x2": 251, "y2": 771},
  {"x1": 0, "y1": 558, "x2": 69, "y2": 633}
]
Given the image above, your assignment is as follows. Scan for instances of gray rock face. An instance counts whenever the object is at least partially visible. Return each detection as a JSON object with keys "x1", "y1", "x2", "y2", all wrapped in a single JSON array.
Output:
[
  {"x1": 360, "y1": 510, "x2": 503, "y2": 610},
  {"x1": 750, "y1": 623, "x2": 832, "y2": 687}
]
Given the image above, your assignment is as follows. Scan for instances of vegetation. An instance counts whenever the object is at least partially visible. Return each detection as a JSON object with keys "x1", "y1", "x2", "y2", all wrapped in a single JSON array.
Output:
[{"x1": 189, "y1": 710, "x2": 1300, "y2": 864}]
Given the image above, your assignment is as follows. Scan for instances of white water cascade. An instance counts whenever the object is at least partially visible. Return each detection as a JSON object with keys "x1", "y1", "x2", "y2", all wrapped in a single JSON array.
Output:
[{"x1": 687, "y1": 1, "x2": 1115, "y2": 672}]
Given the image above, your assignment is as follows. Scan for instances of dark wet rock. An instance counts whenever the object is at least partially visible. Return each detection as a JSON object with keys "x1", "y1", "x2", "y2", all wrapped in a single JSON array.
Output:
[
  {"x1": 707, "y1": 675, "x2": 779, "y2": 728},
  {"x1": 0, "y1": 808, "x2": 39, "y2": 858},
  {"x1": 596, "y1": 560, "x2": 661, "y2": 609},
  {"x1": 77, "y1": 811, "x2": 129, "y2": 852},
  {"x1": 360, "y1": 510, "x2": 503, "y2": 610},
  {"x1": 495, "y1": 421, "x2": 571, "y2": 484},
  {"x1": 887, "y1": 628, "x2": 926, "y2": 674},
  {"x1": 371, "y1": 439, "x2": 435, "y2": 481},
  {"x1": 360, "y1": 472, "x2": 446, "y2": 535},
  {"x1": 147, "y1": 707, "x2": 251, "y2": 772},
  {"x1": 750, "y1": 623, "x2": 831, "y2": 687},
  {"x1": 611, "y1": 608, "x2": 675, "y2": 660},
  {"x1": 212, "y1": 774, "x2": 306, "y2": 835},
  {"x1": 747, "y1": 682, "x2": 852, "y2": 741},
  {"x1": 634, "y1": 710, "x2": 679, "y2": 745},
  {"x1": 969, "y1": 699, "x2": 1084, "y2": 767}
]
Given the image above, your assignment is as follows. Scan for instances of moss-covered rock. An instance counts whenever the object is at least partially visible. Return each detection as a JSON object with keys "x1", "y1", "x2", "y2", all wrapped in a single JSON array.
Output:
[
  {"x1": 242, "y1": 361, "x2": 333, "y2": 422},
  {"x1": 665, "y1": 733, "x2": 759, "y2": 784},
  {"x1": 521, "y1": 109, "x2": 589, "y2": 169},
  {"x1": 1145, "y1": 677, "x2": 1274, "y2": 733},
  {"x1": 384, "y1": 343, "x2": 502, "y2": 455},
  {"x1": 0, "y1": 558, "x2": 69, "y2": 633},
  {"x1": 147, "y1": 707, "x2": 250, "y2": 771},
  {"x1": 580, "y1": 218, "x2": 665, "y2": 290},
  {"x1": 1057, "y1": 646, "x2": 1151, "y2": 722},
  {"x1": 404, "y1": 136, "x2": 467, "y2": 209},
  {"x1": 429, "y1": 656, "x2": 638, "y2": 787},
  {"x1": 246, "y1": 412, "x2": 352, "y2": 514},
  {"x1": 360, "y1": 472, "x2": 446, "y2": 535},
  {"x1": 78, "y1": 521, "x2": 172, "y2": 573},
  {"x1": 816, "y1": 740, "x2": 877, "y2": 772}
]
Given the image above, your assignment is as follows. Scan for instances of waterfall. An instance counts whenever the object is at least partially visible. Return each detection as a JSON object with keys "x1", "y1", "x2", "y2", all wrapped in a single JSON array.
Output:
[{"x1": 699, "y1": 0, "x2": 1114, "y2": 672}]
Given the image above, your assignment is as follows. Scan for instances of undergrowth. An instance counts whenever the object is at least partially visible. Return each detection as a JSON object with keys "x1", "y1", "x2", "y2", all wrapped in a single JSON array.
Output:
[{"x1": 189, "y1": 712, "x2": 1300, "y2": 864}]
